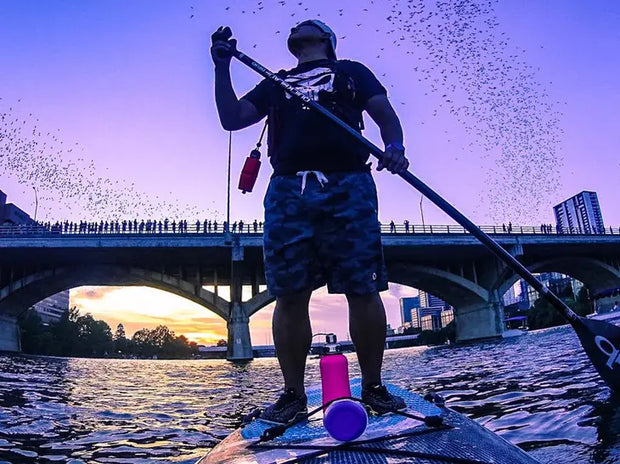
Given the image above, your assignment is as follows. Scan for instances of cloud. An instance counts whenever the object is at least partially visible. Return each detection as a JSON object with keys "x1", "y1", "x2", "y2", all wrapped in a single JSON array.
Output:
[{"x1": 72, "y1": 286, "x2": 116, "y2": 301}]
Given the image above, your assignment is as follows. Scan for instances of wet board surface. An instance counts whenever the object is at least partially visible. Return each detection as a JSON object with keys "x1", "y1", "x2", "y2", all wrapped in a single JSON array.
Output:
[{"x1": 198, "y1": 379, "x2": 540, "y2": 464}]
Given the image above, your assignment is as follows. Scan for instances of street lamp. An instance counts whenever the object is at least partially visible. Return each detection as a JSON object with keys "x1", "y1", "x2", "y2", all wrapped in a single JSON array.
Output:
[
  {"x1": 32, "y1": 186, "x2": 38, "y2": 222},
  {"x1": 226, "y1": 131, "x2": 231, "y2": 231},
  {"x1": 419, "y1": 193, "x2": 425, "y2": 231}
]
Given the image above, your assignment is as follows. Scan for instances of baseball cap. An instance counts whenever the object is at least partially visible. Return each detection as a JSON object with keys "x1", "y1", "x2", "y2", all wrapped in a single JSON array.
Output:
[{"x1": 289, "y1": 19, "x2": 337, "y2": 59}]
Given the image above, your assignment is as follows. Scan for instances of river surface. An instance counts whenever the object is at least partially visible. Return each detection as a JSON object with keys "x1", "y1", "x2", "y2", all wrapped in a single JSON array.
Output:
[{"x1": 0, "y1": 325, "x2": 619, "y2": 464}]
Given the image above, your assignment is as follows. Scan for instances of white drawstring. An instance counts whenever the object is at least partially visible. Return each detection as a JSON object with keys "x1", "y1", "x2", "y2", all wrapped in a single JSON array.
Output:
[{"x1": 296, "y1": 171, "x2": 329, "y2": 195}]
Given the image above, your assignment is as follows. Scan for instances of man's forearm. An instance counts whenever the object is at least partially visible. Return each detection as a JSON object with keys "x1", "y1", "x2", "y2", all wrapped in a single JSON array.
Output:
[
  {"x1": 366, "y1": 96, "x2": 404, "y2": 147},
  {"x1": 379, "y1": 114, "x2": 404, "y2": 147},
  {"x1": 214, "y1": 65, "x2": 242, "y2": 130}
]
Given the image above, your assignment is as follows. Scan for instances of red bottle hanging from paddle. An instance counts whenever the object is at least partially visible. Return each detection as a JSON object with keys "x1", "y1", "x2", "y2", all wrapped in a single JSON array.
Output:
[
  {"x1": 320, "y1": 333, "x2": 368, "y2": 442},
  {"x1": 238, "y1": 148, "x2": 261, "y2": 194},
  {"x1": 238, "y1": 121, "x2": 267, "y2": 194}
]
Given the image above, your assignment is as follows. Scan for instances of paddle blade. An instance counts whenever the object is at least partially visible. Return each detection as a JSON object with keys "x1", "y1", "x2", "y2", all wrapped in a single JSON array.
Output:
[{"x1": 571, "y1": 317, "x2": 620, "y2": 393}]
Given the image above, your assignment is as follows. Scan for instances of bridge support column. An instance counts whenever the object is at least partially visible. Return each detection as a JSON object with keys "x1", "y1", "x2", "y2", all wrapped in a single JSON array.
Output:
[
  {"x1": 456, "y1": 293, "x2": 503, "y2": 342},
  {"x1": 0, "y1": 315, "x2": 21, "y2": 352},
  {"x1": 227, "y1": 302, "x2": 253, "y2": 360},
  {"x1": 227, "y1": 238, "x2": 253, "y2": 361}
]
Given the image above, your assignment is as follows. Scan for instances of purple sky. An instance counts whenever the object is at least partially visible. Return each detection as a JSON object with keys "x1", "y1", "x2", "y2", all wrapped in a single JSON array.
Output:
[{"x1": 1, "y1": 0, "x2": 619, "y2": 343}]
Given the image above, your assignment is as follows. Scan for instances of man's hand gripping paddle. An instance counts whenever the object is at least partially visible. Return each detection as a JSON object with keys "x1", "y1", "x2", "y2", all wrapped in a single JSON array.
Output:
[
  {"x1": 217, "y1": 28, "x2": 620, "y2": 394},
  {"x1": 211, "y1": 26, "x2": 237, "y2": 67}
]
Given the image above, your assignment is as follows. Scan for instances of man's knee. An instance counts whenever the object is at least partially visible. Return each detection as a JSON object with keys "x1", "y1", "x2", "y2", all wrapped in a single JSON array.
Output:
[{"x1": 276, "y1": 290, "x2": 312, "y2": 312}]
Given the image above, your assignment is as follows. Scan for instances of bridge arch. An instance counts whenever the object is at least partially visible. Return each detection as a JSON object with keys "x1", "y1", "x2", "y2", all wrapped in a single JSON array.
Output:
[
  {"x1": 495, "y1": 256, "x2": 620, "y2": 299},
  {"x1": 0, "y1": 265, "x2": 230, "y2": 319},
  {"x1": 388, "y1": 264, "x2": 489, "y2": 308},
  {"x1": 387, "y1": 264, "x2": 502, "y2": 341}
]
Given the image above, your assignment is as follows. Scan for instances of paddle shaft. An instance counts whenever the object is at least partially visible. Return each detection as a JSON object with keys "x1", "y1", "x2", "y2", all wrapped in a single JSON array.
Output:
[{"x1": 232, "y1": 49, "x2": 580, "y2": 324}]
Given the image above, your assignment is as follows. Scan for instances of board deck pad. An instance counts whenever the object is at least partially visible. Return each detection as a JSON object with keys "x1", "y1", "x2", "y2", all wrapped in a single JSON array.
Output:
[{"x1": 199, "y1": 379, "x2": 540, "y2": 464}]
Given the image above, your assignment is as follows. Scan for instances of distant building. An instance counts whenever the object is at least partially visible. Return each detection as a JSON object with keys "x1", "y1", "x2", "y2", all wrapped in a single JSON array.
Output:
[
  {"x1": 524, "y1": 272, "x2": 574, "y2": 304},
  {"x1": 0, "y1": 189, "x2": 35, "y2": 225},
  {"x1": 421, "y1": 313, "x2": 442, "y2": 331},
  {"x1": 33, "y1": 291, "x2": 70, "y2": 323},
  {"x1": 441, "y1": 308, "x2": 454, "y2": 327},
  {"x1": 2, "y1": 189, "x2": 67, "y2": 323},
  {"x1": 554, "y1": 191, "x2": 604, "y2": 234},
  {"x1": 519, "y1": 279, "x2": 529, "y2": 303},
  {"x1": 418, "y1": 290, "x2": 447, "y2": 309},
  {"x1": 504, "y1": 272, "x2": 581, "y2": 312},
  {"x1": 503, "y1": 284, "x2": 517, "y2": 305},
  {"x1": 547, "y1": 274, "x2": 574, "y2": 296},
  {"x1": 0, "y1": 190, "x2": 5, "y2": 222},
  {"x1": 399, "y1": 296, "x2": 420, "y2": 325},
  {"x1": 411, "y1": 306, "x2": 444, "y2": 329}
]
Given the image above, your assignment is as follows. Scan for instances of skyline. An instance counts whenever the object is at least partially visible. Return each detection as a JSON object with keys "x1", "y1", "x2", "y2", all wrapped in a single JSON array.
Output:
[{"x1": 2, "y1": 0, "x2": 619, "y2": 344}]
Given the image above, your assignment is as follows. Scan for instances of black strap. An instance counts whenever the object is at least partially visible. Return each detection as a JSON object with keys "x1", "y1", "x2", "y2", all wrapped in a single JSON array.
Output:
[{"x1": 256, "y1": 119, "x2": 268, "y2": 149}]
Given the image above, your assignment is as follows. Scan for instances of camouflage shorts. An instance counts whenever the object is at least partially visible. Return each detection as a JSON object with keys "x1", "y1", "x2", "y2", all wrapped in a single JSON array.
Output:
[{"x1": 263, "y1": 171, "x2": 388, "y2": 296}]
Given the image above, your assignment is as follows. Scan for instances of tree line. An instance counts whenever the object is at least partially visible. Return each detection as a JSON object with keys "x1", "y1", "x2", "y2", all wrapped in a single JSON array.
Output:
[
  {"x1": 526, "y1": 286, "x2": 592, "y2": 330},
  {"x1": 18, "y1": 306, "x2": 203, "y2": 359}
]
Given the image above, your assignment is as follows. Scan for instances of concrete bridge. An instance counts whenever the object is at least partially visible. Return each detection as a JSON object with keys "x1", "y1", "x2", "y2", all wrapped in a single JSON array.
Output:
[{"x1": 1, "y1": 223, "x2": 620, "y2": 359}]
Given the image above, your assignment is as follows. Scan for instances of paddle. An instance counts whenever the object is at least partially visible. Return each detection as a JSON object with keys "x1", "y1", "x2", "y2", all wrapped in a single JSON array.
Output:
[{"x1": 225, "y1": 45, "x2": 620, "y2": 393}]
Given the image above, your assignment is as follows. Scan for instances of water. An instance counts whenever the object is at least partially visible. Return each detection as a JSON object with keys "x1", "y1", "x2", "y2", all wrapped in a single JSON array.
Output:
[{"x1": 0, "y1": 326, "x2": 618, "y2": 464}]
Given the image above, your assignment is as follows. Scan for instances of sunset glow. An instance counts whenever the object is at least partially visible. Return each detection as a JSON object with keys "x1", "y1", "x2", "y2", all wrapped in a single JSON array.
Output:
[{"x1": 70, "y1": 284, "x2": 414, "y2": 346}]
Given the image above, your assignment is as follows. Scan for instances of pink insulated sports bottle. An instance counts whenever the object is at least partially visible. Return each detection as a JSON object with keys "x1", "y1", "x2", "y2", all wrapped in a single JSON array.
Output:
[
  {"x1": 320, "y1": 334, "x2": 367, "y2": 441},
  {"x1": 320, "y1": 334, "x2": 351, "y2": 406}
]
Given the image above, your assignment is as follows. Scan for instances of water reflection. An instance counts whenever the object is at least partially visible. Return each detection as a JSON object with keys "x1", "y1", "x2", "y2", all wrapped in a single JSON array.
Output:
[{"x1": 0, "y1": 326, "x2": 618, "y2": 463}]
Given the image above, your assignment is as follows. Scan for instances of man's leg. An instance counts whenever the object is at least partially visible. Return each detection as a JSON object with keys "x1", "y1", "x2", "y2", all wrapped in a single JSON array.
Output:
[
  {"x1": 273, "y1": 289, "x2": 313, "y2": 395},
  {"x1": 347, "y1": 291, "x2": 406, "y2": 413},
  {"x1": 346, "y1": 292, "x2": 386, "y2": 388}
]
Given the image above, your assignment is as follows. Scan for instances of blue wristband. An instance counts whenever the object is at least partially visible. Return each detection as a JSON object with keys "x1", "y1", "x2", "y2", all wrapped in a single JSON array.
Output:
[{"x1": 386, "y1": 142, "x2": 405, "y2": 152}]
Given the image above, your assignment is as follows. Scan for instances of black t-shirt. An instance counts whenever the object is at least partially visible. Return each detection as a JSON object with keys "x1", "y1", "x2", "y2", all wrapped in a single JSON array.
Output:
[{"x1": 242, "y1": 59, "x2": 387, "y2": 175}]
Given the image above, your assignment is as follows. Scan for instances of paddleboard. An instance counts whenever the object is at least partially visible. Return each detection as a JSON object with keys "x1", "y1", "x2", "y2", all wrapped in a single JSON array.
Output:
[{"x1": 198, "y1": 379, "x2": 539, "y2": 464}]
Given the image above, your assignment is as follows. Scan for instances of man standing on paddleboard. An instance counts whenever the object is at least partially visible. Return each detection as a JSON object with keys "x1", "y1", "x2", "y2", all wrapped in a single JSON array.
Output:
[{"x1": 211, "y1": 20, "x2": 408, "y2": 424}]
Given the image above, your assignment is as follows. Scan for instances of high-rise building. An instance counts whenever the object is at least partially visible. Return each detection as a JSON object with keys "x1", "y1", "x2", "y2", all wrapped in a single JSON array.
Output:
[
  {"x1": 554, "y1": 191, "x2": 604, "y2": 234},
  {"x1": 0, "y1": 190, "x2": 6, "y2": 221},
  {"x1": 33, "y1": 291, "x2": 70, "y2": 323},
  {"x1": 418, "y1": 290, "x2": 447, "y2": 309},
  {"x1": 399, "y1": 296, "x2": 420, "y2": 325}
]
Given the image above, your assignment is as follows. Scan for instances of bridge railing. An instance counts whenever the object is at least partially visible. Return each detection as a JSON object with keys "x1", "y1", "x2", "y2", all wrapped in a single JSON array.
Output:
[
  {"x1": 384, "y1": 224, "x2": 619, "y2": 235},
  {"x1": 1, "y1": 222, "x2": 619, "y2": 237}
]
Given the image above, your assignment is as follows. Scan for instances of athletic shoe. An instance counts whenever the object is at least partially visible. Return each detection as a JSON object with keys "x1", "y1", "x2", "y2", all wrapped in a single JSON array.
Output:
[
  {"x1": 259, "y1": 388, "x2": 308, "y2": 424},
  {"x1": 362, "y1": 383, "x2": 407, "y2": 414}
]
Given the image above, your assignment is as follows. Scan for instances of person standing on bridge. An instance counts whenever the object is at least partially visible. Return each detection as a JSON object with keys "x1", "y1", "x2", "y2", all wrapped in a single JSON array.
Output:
[{"x1": 211, "y1": 20, "x2": 409, "y2": 424}]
